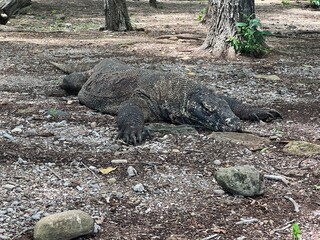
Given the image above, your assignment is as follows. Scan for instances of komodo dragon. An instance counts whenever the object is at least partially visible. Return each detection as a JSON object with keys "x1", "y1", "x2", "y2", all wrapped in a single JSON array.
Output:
[{"x1": 55, "y1": 58, "x2": 282, "y2": 145}]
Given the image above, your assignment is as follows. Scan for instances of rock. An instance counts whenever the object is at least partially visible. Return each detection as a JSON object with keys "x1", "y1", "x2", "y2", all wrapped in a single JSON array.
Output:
[
  {"x1": 33, "y1": 210, "x2": 94, "y2": 240},
  {"x1": 147, "y1": 123, "x2": 198, "y2": 135},
  {"x1": 3, "y1": 184, "x2": 16, "y2": 190},
  {"x1": 208, "y1": 132, "x2": 270, "y2": 148},
  {"x1": 283, "y1": 141, "x2": 320, "y2": 156},
  {"x1": 107, "y1": 178, "x2": 117, "y2": 184},
  {"x1": 213, "y1": 160, "x2": 222, "y2": 165},
  {"x1": 0, "y1": 235, "x2": 10, "y2": 240},
  {"x1": 133, "y1": 183, "x2": 145, "y2": 192},
  {"x1": 127, "y1": 166, "x2": 137, "y2": 177},
  {"x1": 0, "y1": 131, "x2": 15, "y2": 141},
  {"x1": 215, "y1": 165, "x2": 264, "y2": 197},
  {"x1": 11, "y1": 125, "x2": 23, "y2": 133},
  {"x1": 254, "y1": 74, "x2": 281, "y2": 81},
  {"x1": 213, "y1": 189, "x2": 225, "y2": 195}
]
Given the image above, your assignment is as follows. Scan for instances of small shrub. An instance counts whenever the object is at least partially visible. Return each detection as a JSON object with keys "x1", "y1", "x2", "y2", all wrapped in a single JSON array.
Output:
[
  {"x1": 197, "y1": 7, "x2": 207, "y2": 22},
  {"x1": 48, "y1": 107, "x2": 58, "y2": 119},
  {"x1": 292, "y1": 223, "x2": 302, "y2": 240},
  {"x1": 228, "y1": 15, "x2": 272, "y2": 57},
  {"x1": 310, "y1": 0, "x2": 320, "y2": 8}
]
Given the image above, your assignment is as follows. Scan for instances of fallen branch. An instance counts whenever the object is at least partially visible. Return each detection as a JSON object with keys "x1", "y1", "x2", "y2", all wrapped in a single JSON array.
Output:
[
  {"x1": 45, "y1": 166, "x2": 62, "y2": 180},
  {"x1": 10, "y1": 226, "x2": 33, "y2": 240},
  {"x1": 264, "y1": 174, "x2": 290, "y2": 185},
  {"x1": 274, "y1": 219, "x2": 296, "y2": 232},
  {"x1": 235, "y1": 218, "x2": 259, "y2": 225},
  {"x1": 284, "y1": 196, "x2": 300, "y2": 212},
  {"x1": 81, "y1": 161, "x2": 99, "y2": 179},
  {"x1": 201, "y1": 234, "x2": 219, "y2": 240},
  {"x1": 156, "y1": 33, "x2": 203, "y2": 41}
]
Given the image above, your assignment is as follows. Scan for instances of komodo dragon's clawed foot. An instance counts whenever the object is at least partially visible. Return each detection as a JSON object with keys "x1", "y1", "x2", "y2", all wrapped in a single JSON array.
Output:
[{"x1": 248, "y1": 109, "x2": 283, "y2": 122}]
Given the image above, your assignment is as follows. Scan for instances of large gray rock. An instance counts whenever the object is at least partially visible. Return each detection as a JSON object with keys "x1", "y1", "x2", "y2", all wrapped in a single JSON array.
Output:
[
  {"x1": 215, "y1": 165, "x2": 264, "y2": 197},
  {"x1": 33, "y1": 210, "x2": 94, "y2": 240}
]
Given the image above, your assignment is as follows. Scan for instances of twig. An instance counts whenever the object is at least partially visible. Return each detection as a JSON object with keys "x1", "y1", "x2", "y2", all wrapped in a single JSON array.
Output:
[
  {"x1": 240, "y1": 129, "x2": 273, "y2": 138},
  {"x1": 274, "y1": 219, "x2": 296, "y2": 232},
  {"x1": 284, "y1": 196, "x2": 300, "y2": 212},
  {"x1": 235, "y1": 218, "x2": 259, "y2": 225},
  {"x1": 156, "y1": 33, "x2": 203, "y2": 41},
  {"x1": 81, "y1": 162, "x2": 99, "y2": 179},
  {"x1": 201, "y1": 234, "x2": 219, "y2": 240},
  {"x1": 264, "y1": 174, "x2": 290, "y2": 185},
  {"x1": 45, "y1": 166, "x2": 62, "y2": 180},
  {"x1": 10, "y1": 226, "x2": 33, "y2": 240}
]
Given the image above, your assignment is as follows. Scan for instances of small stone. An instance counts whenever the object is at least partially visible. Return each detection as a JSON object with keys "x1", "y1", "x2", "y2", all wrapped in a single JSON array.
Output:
[
  {"x1": 254, "y1": 74, "x2": 281, "y2": 81},
  {"x1": 11, "y1": 125, "x2": 23, "y2": 133},
  {"x1": 17, "y1": 157, "x2": 28, "y2": 164},
  {"x1": 6, "y1": 208, "x2": 14, "y2": 213},
  {"x1": 1, "y1": 132, "x2": 14, "y2": 141},
  {"x1": 0, "y1": 235, "x2": 10, "y2": 240},
  {"x1": 133, "y1": 183, "x2": 145, "y2": 192},
  {"x1": 33, "y1": 210, "x2": 94, "y2": 240},
  {"x1": 107, "y1": 178, "x2": 117, "y2": 184},
  {"x1": 3, "y1": 184, "x2": 15, "y2": 190},
  {"x1": 213, "y1": 160, "x2": 222, "y2": 165},
  {"x1": 213, "y1": 189, "x2": 225, "y2": 195},
  {"x1": 111, "y1": 159, "x2": 128, "y2": 164},
  {"x1": 32, "y1": 212, "x2": 42, "y2": 220},
  {"x1": 90, "y1": 122, "x2": 97, "y2": 128},
  {"x1": 88, "y1": 166, "x2": 97, "y2": 171},
  {"x1": 127, "y1": 166, "x2": 137, "y2": 177}
]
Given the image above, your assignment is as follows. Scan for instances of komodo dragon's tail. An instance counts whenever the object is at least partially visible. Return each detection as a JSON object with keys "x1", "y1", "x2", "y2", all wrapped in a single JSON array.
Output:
[{"x1": 50, "y1": 61, "x2": 98, "y2": 74}]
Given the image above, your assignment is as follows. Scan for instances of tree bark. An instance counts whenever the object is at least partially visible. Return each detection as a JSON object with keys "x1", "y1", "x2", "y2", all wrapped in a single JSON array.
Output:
[
  {"x1": 201, "y1": 0, "x2": 255, "y2": 58},
  {"x1": 104, "y1": 0, "x2": 132, "y2": 31},
  {"x1": 0, "y1": 0, "x2": 31, "y2": 25},
  {"x1": 149, "y1": 0, "x2": 157, "y2": 8}
]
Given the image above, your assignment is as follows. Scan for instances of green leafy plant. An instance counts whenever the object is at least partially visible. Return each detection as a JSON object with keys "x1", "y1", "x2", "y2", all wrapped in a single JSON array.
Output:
[
  {"x1": 310, "y1": 0, "x2": 320, "y2": 8},
  {"x1": 48, "y1": 107, "x2": 58, "y2": 119},
  {"x1": 197, "y1": 7, "x2": 207, "y2": 22},
  {"x1": 228, "y1": 15, "x2": 272, "y2": 57},
  {"x1": 314, "y1": 184, "x2": 320, "y2": 190},
  {"x1": 292, "y1": 223, "x2": 302, "y2": 240},
  {"x1": 281, "y1": 0, "x2": 291, "y2": 6}
]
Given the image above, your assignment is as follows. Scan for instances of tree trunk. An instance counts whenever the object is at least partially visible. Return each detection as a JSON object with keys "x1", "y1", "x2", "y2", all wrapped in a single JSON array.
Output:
[
  {"x1": 201, "y1": 0, "x2": 255, "y2": 58},
  {"x1": 104, "y1": 0, "x2": 132, "y2": 31},
  {"x1": 0, "y1": 0, "x2": 31, "y2": 25},
  {"x1": 149, "y1": 0, "x2": 157, "y2": 8}
]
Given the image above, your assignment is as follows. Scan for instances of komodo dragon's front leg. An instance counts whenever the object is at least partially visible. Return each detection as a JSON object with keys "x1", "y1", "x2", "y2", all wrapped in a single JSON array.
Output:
[
  {"x1": 220, "y1": 96, "x2": 282, "y2": 122},
  {"x1": 116, "y1": 96, "x2": 153, "y2": 145}
]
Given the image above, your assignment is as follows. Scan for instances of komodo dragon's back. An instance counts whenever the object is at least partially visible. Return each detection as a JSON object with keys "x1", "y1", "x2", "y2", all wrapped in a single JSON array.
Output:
[
  {"x1": 59, "y1": 58, "x2": 282, "y2": 145},
  {"x1": 78, "y1": 69, "x2": 141, "y2": 115}
]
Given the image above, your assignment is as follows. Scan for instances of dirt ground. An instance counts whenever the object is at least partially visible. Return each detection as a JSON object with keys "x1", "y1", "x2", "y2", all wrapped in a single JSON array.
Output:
[{"x1": 0, "y1": 0, "x2": 319, "y2": 239}]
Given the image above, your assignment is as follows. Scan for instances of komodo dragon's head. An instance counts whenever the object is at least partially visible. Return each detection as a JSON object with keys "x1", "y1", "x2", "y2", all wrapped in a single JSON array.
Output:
[
  {"x1": 61, "y1": 72, "x2": 89, "y2": 94},
  {"x1": 184, "y1": 88, "x2": 241, "y2": 132}
]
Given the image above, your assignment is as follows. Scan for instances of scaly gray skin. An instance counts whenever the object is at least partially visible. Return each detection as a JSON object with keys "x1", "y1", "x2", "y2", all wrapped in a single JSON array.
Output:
[{"x1": 60, "y1": 58, "x2": 282, "y2": 145}]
